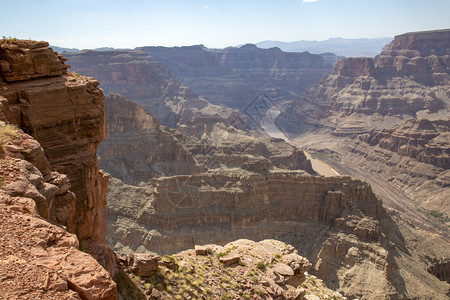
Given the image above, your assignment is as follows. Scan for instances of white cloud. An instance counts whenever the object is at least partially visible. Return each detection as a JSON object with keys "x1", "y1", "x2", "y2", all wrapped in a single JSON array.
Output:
[{"x1": 302, "y1": 0, "x2": 319, "y2": 2}]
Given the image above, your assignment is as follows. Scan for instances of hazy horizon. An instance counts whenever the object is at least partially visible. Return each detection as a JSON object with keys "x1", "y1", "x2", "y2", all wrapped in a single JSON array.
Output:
[{"x1": 2, "y1": 0, "x2": 450, "y2": 49}]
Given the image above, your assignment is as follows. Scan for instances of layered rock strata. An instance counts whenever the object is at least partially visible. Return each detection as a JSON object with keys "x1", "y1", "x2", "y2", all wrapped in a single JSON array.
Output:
[
  {"x1": 348, "y1": 118, "x2": 449, "y2": 214},
  {"x1": 106, "y1": 171, "x2": 382, "y2": 255},
  {"x1": 0, "y1": 122, "x2": 116, "y2": 298},
  {"x1": 138, "y1": 44, "x2": 332, "y2": 108},
  {"x1": 174, "y1": 118, "x2": 314, "y2": 173},
  {"x1": 0, "y1": 40, "x2": 116, "y2": 276},
  {"x1": 63, "y1": 49, "x2": 247, "y2": 131},
  {"x1": 95, "y1": 77, "x2": 450, "y2": 297},
  {"x1": 277, "y1": 29, "x2": 450, "y2": 137},
  {"x1": 0, "y1": 40, "x2": 69, "y2": 81},
  {"x1": 275, "y1": 29, "x2": 450, "y2": 225},
  {"x1": 105, "y1": 171, "x2": 450, "y2": 299},
  {"x1": 98, "y1": 94, "x2": 314, "y2": 186},
  {"x1": 99, "y1": 94, "x2": 205, "y2": 185}
]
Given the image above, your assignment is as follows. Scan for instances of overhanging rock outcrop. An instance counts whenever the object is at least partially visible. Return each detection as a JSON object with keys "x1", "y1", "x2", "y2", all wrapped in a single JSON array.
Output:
[{"x1": 0, "y1": 39, "x2": 116, "y2": 277}]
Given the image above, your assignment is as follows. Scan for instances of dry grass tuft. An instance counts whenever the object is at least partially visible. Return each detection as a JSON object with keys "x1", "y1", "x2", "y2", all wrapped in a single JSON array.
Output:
[{"x1": 0, "y1": 124, "x2": 18, "y2": 153}]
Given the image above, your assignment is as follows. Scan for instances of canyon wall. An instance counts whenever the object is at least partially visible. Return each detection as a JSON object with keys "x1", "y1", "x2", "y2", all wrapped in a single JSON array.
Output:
[
  {"x1": 105, "y1": 169, "x2": 450, "y2": 299},
  {"x1": 98, "y1": 94, "x2": 205, "y2": 185},
  {"x1": 98, "y1": 96, "x2": 448, "y2": 299},
  {"x1": 106, "y1": 171, "x2": 382, "y2": 255},
  {"x1": 0, "y1": 40, "x2": 117, "y2": 285},
  {"x1": 63, "y1": 49, "x2": 250, "y2": 132},
  {"x1": 348, "y1": 118, "x2": 449, "y2": 214},
  {"x1": 138, "y1": 44, "x2": 332, "y2": 108},
  {"x1": 98, "y1": 94, "x2": 314, "y2": 184},
  {"x1": 275, "y1": 29, "x2": 449, "y2": 222},
  {"x1": 1, "y1": 41, "x2": 107, "y2": 243},
  {"x1": 0, "y1": 126, "x2": 116, "y2": 299},
  {"x1": 277, "y1": 29, "x2": 449, "y2": 137}
]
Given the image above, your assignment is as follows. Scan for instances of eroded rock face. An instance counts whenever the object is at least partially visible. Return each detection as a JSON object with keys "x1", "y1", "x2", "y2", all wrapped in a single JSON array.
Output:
[
  {"x1": 274, "y1": 29, "x2": 450, "y2": 221},
  {"x1": 62, "y1": 50, "x2": 173, "y2": 103},
  {"x1": 361, "y1": 118, "x2": 449, "y2": 169},
  {"x1": 1, "y1": 130, "x2": 76, "y2": 225},
  {"x1": 64, "y1": 49, "x2": 244, "y2": 131},
  {"x1": 106, "y1": 171, "x2": 382, "y2": 255},
  {"x1": 99, "y1": 94, "x2": 314, "y2": 186},
  {"x1": 0, "y1": 126, "x2": 116, "y2": 299},
  {"x1": 99, "y1": 94, "x2": 205, "y2": 185},
  {"x1": 174, "y1": 117, "x2": 314, "y2": 173},
  {"x1": 0, "y1": 40, "x2": 116, "y2": 277},
  {"x1": 332, "y1": 57, "x2": 375, "y2": 77},
  {"x1": 385, "y1": 29, "x2": 450, "y2": 55},
  {"x1": 1, "y1": 44, "x2": 107, "y2": 242},
  {"x1": 138, "y1": 44, "x2": 332, "y2": 108},
  {"x1": 0, "y1": 40, "x2": 69, "y2": 82},
  {"x1": 428, "y1": 260, "x2": 450, "y2": 283},
  {"x1": 347, "y1": 118, "x2": 450, "y2": 213},
  {"x1": 277, "y1": 29, "x2": 449, "y2": 137},
  {"x1": 105, "y1": 171, "x2": 450, "y2": 298},
  {"x1": 95, "y1": 93, "x2": 448, "y2": 298}
]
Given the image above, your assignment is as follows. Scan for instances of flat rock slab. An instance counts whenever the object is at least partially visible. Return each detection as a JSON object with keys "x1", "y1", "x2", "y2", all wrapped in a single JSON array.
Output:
[
  {"x1": 219, "y1": 254, "x2": 240, "y2": 266},
  {"x1": 195, "y1": 245, "x2": 208, "y2": 256},
  {"x1": 273, "y1": 262, "x2": 294, "y2": 276}
]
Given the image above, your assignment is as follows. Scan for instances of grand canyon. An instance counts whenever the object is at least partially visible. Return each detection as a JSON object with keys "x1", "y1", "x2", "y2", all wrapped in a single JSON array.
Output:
[{"x1": 0, "y1": 28, "x2": 449, "y2": 299}]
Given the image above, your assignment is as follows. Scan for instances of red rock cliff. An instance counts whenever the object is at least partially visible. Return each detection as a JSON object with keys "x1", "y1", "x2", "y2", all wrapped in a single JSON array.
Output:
[
  {"x1": 386, "y1": 29, "x2": 450, "y2": 55},
  {"x1": 0, "y1": 40, "x2": 116, "y2": 275},
  {"x1": 0, "y1": 129, "x2": 116, "y2": 299}
]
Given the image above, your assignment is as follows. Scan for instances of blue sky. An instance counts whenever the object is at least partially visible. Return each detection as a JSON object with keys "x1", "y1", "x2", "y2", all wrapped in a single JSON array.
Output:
[{"x1": 1, "y1": 0, "x2": 449, "y2": 49}]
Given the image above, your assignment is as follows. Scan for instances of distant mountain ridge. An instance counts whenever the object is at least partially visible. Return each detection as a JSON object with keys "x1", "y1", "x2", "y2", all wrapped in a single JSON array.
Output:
[{"x1": 255, "y1": 37, "x2": 393, "y2": 57}]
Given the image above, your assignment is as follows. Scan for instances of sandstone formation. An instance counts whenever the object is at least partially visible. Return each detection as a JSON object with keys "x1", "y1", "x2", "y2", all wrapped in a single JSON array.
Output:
[
  {"x1": 275, "y1": 29, "x2": 450, "y2": 225},
  {"x1": 347, "y1": 118, "x2": 449, "y2": 214},
  {"x1": 1, "y1": 39, "x2": 117, "y2": 284},
  {"x1": 1, "y1": 43, "x2": 107, "y2": 242},
  {"x1": 98, "y1": 94, "x2": 205, "y2": 185},
  {"x1": 360, "y1": 118, "x2": 449, "y2": 169},
  {"x1": 105, "y1": 169, "x2": 450, "y2": 299},
  {"x1": 138, "y1": 44, "x2": 332, "y2": 108},
  {"x1": 0, "y1": 40, "x2": 69, "y2": 82},
  {"x1": 98, "y1": 94, "x2": 314, "y2": 186},
  {"x1": 173, "y1": 117, "x2": 314, "y2": 174},
  {"x1": 106, "y1": 171, "x2": 382, "y2": 255},
  {"x1": 85, "y1": 32, "x2": 450, "y2": 298},
  {"x1": 277, "y1": 29, "x2": 449, "y2": 137},
  {"x1": 117, "y1": 239, "x2": 345, "y2": 299},
  {"x1": 63, "y1": 49, "x2": 249, "y2": 131},
  {"x1": 0, "y1": 122, "x2": 116, "y2": 298},
  {"x1": 136, "y1": 45, "x2": 256, "y2": 110},
  {"x1": 386, "y1": 29, "x2": 450, "y2": 55}
]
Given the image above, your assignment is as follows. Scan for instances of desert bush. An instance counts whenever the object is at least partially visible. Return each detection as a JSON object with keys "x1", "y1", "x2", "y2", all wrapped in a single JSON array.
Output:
[{"x1": 256, "y1": 261, "x2": 266, "y2": 269}]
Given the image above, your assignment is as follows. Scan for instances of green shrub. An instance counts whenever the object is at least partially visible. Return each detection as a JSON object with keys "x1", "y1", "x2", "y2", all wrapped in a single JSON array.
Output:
[
  {"x1": 428, "y1": 210, "x2": 450, "y2": 223},
  {"x1": 2, "y1": 36, "x2": 17, "y2": 43},
  {"x1": 256, "y1": 261, "x2": 266, "y2": 269}
]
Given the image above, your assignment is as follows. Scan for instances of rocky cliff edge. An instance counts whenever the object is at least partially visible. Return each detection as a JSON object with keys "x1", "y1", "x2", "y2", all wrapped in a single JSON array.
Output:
[{"x1": 0, "y1": 39, "x2": 117, "y2": 298}]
